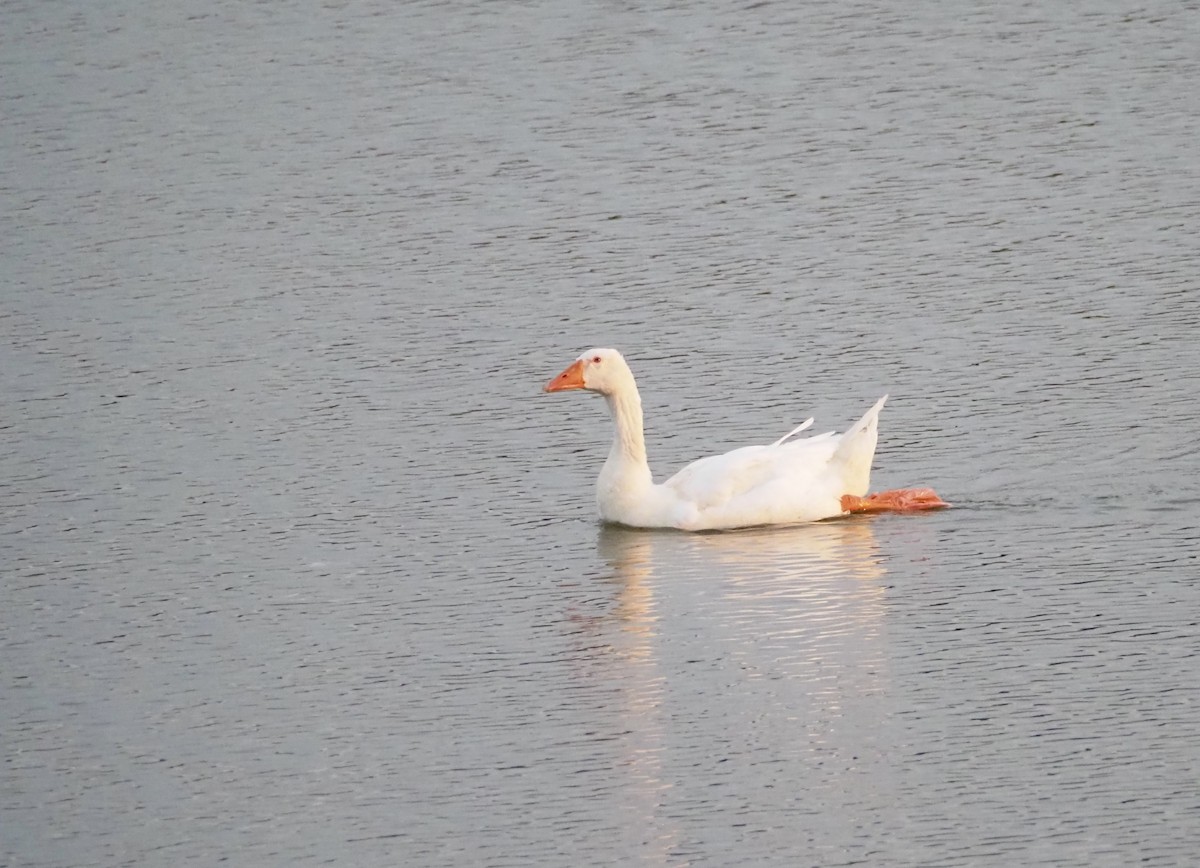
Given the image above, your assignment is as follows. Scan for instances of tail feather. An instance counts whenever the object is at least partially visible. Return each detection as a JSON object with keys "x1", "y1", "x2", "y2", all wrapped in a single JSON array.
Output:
[
  {"x1": 831, "y1": 395, "x2": 887, "y2": 496},
  {"x1": 771, "y1": 417, "x2": 814, "y2": 446}
]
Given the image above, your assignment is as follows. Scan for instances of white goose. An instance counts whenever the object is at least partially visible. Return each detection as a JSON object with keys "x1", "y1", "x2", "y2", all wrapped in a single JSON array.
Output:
[{"x1": 544, "y1": 348, "x2": 946, "y2": 531}]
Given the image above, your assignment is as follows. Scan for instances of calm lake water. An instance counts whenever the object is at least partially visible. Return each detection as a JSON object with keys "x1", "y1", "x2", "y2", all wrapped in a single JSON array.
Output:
[{"x1": 3, "y1": 1, "x2": 1199, "y2": 865}]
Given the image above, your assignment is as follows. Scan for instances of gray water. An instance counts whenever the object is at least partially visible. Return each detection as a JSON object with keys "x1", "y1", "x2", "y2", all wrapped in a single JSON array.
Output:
[{"x1": 3, "y1": 0, "x2": 1199, "y2": 865}]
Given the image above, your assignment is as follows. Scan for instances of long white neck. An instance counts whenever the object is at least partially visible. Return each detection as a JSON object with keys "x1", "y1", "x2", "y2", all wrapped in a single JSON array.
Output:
[
  {"x1": 596, "y1": 381, "x2": 655, "y2": 520},
  {"x1": 604, "y1": 386, "x2": 648, "y2": 468}
]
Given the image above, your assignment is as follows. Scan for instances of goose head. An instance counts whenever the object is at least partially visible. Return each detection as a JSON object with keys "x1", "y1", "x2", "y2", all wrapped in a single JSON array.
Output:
[{"x1": 544, "y1": 348, "x2": 634, "y2": 396}]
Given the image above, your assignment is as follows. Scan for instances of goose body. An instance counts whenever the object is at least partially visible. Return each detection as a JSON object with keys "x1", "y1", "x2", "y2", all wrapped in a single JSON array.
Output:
[{"x1": 544, "y1": 348, "x2": 944, "y2": 531}]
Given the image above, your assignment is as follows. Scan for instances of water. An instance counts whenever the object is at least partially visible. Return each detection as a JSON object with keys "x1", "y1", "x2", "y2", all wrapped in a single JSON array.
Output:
[{"x1": 3, "y1": 0, "x2": 1199, "y2": 865}]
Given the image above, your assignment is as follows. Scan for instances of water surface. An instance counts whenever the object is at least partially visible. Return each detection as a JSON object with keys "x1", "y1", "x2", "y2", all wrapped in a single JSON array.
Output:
[{"x1": 3, "y1": 1, "x2": 1199, "y2": 865}]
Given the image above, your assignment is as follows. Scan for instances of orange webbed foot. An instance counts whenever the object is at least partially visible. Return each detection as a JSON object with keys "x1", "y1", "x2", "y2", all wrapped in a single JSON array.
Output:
[{"x1": 841, "y1": 487, "x2": 949, "y2": 514}]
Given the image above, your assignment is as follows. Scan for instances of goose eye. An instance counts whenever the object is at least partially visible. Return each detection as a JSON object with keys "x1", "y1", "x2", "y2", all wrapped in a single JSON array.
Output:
[{"x1": 592, "y1": 355, "x2": 602, "y2": 364}]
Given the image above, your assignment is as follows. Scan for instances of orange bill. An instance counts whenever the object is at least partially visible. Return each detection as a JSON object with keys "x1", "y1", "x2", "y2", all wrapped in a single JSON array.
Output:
[{"x1": 544, "y1": 359, "x2": 586, "y2": 392}]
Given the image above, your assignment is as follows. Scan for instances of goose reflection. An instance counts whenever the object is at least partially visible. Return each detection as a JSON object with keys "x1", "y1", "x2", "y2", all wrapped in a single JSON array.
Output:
[
  {"x1": 598, "y1": 518, "x2": 887, "y2": 651},
  {"x1": 573, "y1": 519, "x2": 891, "y2": 855},
  {"x1": 596, "y1": 518, "x2": 887, "y2": 662},
  {"x1": 595, "y1": 517, "x2": 889, "y2": 674}
]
